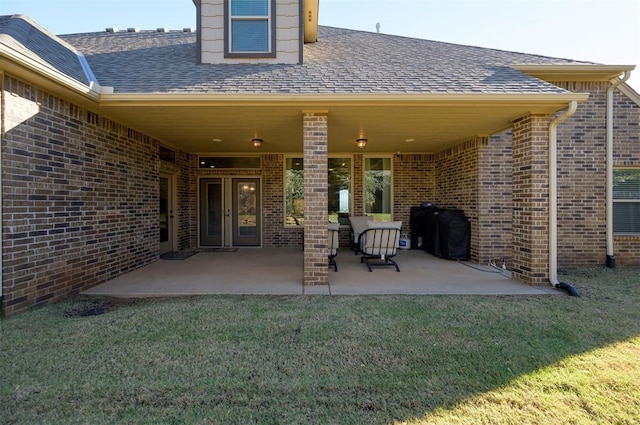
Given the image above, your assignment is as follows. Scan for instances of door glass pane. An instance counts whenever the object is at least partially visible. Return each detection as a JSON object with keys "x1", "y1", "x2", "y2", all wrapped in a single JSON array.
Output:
[
  {"x1": 159, "y1": 177, "x2": 169, "y2": 243},
  {"x1": 237, "y1": 182, "x2": 257, "y2": 237},
  {"x1": 364, "y1": 157, "x2": 392, "y2": 221},
  {"x1": 207, "y1": 183, "x2": 223, "y2": 237}
]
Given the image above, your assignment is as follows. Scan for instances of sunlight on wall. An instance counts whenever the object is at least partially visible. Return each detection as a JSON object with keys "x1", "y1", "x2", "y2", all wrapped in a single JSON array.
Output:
[{"x1": 4, "y1": 93, "x2": 40, "y2": 131}]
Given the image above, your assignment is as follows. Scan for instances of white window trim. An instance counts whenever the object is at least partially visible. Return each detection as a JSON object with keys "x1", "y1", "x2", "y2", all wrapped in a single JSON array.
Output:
[
  {"x1": 328, "y1": 156, "x2": 354, "y2": 227},
  {"x1": 613, "y1": 167, "x2": 640, "y2": 236},
  {"x1": 283, "y1": 155, "x2": 355, "y2": 228},
  {"x1": 284, "y1": 156, "x2": 304, "y2": 228},
  {"x1": 362, "y1": 155, "x2": 394, "y2": 222}
]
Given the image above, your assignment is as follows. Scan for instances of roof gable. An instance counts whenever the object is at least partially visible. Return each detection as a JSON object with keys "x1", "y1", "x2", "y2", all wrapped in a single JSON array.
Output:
[{"x1": 0, "y1": 14, "x2": 93, "y2": 86}]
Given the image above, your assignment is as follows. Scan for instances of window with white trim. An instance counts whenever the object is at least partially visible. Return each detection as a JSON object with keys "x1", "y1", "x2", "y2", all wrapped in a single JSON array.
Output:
[
  {"x1": 227, "y1": 0, "x2": 273, "y2": 55},
  {"x1": 364, "y1": 157, "x2": 392, "y2": 222},
  {"x1": 284, "y1": 157, "x2": 353, "y2": 227},
  {"x1": 613, "y1": 168, "x2": 640, "y2": 234}
]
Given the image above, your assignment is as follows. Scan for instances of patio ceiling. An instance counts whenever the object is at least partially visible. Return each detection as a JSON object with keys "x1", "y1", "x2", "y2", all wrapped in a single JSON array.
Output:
[{"x1": 98, "y1": 92, "x2": 589, "y2": 154}]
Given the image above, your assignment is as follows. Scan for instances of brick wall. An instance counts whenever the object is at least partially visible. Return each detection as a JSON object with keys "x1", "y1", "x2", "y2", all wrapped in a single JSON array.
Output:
[
  {"x1": 302, "y1": 113, "x2": 328, "y2": 286},
  {"x1": 478, "y1": 133, "x2": 513, "y2": 265},
  {"x1": 393, "y1": 153, "x2": 435, "y2": 236},
  {"x1": 611, "y1": 88, "x2": 640, "y2": 265},
  {"x1": 160, "y1": 151, "x2": 197, "y2": 251},
  {"x1": 552, "y1": 82, "x2": 608, "y2": 266},
  {"x1": 4, "y1": 72, "x2": 638, "y2": 316},
  {"x1": 552, "y1": 82, "x2": 640, "y2": 267},
  {"x1": 434, "y1": 138, "x2": 480, "y2": 261},
  {"x1": 2, "y1": 76, "x2": 164, "y2": 315},
  {"x1": 511, "y1": 114, "x2": 553, "y2": 284},
  {"x1": 261, "y1": 153, "x2": 303, "y2": 247}
]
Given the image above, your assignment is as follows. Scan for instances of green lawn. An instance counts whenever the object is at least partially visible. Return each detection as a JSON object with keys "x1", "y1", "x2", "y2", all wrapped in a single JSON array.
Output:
[{"x1": 1, "y1": 267, "x2": 639, "y2": 424}]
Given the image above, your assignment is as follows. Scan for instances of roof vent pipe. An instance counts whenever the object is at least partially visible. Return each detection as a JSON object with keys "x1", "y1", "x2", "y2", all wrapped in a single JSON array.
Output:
[{"x1": 606, "y1": 71, "x2": 631, "y2": 268}]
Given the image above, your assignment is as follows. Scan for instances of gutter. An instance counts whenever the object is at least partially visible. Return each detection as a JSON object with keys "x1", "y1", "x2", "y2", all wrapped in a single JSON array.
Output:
[
  {"x1": 606, "y1": 71, "x2": 632, "y2": 268},
  {"x1": 0, "y1": 44, "x2": 102, "y2": 102},
  {"x1": 549, "y1": 100, "x2": 580, "y2": 295},
  {"x1": 99, "y1": 92, "x2": 589, "y2": 107}
]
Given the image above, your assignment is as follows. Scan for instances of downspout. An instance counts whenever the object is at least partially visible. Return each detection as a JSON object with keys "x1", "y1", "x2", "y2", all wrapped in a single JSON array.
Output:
[
  {"x1": 549, "y1": 100, "x2": 580, "y2": 296},
  {"x1": 606, "y1": 71, "x2": 631, "y2": 268},
  {"x1": 0, "y1": 71, "x2": 3, "y2": 310}
]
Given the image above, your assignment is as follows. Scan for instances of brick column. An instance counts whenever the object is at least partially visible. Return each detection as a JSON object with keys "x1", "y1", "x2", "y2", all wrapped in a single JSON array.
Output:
[
  {"x1": 511, "y1": 114, "x2": 553, "y2": 284},
  {"x1": 302, "y1": 112, "x2": 329, "y2": 286}
]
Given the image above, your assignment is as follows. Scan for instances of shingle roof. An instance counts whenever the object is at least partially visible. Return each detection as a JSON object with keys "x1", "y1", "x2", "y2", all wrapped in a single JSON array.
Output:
[
  {"x1": 2, "y1": 14, "x2": 592, "y2": 95},
  {"x1": 0, "y1": 15, "x2": 90, "y2": 85},
  {"x1": 59, "y1": 26, "x2": 591, "y2": 95}
]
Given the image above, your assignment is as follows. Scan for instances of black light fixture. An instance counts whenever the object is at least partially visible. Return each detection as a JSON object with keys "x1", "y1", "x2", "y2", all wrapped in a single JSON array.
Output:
[
  {"x1": 355, "y1": 138, "x2": 368, "y2": 149},
  {"x1": 252, "y1": 138, "x2": 263, "y2": 148}
]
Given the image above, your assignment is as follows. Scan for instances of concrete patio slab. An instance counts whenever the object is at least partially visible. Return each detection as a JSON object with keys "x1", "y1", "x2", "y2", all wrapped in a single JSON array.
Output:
[{"x1": 82, "y1": 248, "x2": 561, "y2": 297}]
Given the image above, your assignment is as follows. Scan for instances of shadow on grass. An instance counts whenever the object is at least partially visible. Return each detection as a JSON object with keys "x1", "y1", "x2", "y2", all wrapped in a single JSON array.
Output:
[{"x1": 1, "y1": 267, "x2": 639, "y2": 424}]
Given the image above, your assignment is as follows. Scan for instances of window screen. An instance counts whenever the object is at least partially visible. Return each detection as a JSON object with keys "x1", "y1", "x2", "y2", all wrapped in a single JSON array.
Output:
[
  {"x1": 613, "y1": 168, "x2": 640, "y2": 234},
  {"x1": 229, "y1": 0, "x2": 271, "y2": 53}
]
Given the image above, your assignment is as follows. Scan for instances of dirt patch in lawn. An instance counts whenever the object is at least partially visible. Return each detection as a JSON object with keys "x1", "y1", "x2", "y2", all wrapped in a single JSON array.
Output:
[{"x1": 63, "y1": 296, "x2": 142, "y2": 318}]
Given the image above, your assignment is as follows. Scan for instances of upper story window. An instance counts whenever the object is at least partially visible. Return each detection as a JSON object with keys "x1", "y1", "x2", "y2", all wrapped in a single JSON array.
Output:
[{"x1": 226, "y1": 0, "x2": 275, "y2": 57}]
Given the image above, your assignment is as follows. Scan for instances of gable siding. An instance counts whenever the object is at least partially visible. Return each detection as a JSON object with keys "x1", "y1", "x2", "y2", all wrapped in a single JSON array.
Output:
[{"x1": 200, "y1": 0, "x2": 301, "y2": 64}]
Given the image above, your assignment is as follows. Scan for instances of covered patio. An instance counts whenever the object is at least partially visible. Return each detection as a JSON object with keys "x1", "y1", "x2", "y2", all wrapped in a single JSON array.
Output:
[{"x1": 82, "y1": 248, "x2": 560, "y2": 297}]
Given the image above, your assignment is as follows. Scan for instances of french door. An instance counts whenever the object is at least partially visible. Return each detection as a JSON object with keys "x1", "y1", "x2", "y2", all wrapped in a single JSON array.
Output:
[{"x1": 199, "y1": 177, "x2": 261, "y2": 247}]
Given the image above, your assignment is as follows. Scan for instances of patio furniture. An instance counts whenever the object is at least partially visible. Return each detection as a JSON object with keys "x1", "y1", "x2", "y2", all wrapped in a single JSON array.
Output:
[
  {"x1": 328, "y1": 222, "x2": 340, "y2": 271},
  {"x1": 348, "y1": 215, "x2": 371, "y2": 254},
  {"x1": 358, "y1": 221, "x2": 402, "y2": 272}
]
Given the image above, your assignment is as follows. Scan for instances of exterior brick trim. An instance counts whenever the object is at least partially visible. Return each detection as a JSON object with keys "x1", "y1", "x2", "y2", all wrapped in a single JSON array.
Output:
[{"x1": 302, "y1": 112, "x2": 328, "y2": 286}]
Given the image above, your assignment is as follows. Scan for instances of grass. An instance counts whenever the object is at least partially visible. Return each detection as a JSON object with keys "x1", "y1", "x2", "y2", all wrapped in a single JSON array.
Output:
[{"x1": 1, "y1": 267, "x2": 639, "y2": 424}]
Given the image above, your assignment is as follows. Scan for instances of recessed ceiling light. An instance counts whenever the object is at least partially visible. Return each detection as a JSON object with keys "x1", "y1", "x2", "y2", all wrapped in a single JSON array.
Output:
[{"x1": 405, "y1": 138, "x2": 415, "y2": 143}]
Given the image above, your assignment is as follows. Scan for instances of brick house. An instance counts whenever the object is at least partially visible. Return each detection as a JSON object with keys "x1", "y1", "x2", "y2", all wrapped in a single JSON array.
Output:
[{"x1": 1, "y1": 1, "x2": 638, "y2": 315}]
